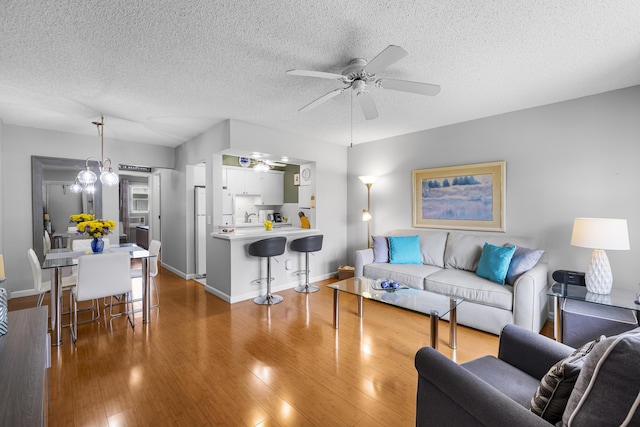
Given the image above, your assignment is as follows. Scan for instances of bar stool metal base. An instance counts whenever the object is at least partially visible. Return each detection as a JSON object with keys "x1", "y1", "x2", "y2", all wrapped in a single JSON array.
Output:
[
  {"x1": 254, "y1": 294, "x2": 283, "y2": 305},
  {"x1": 295, "y1": 284, "x2": 320, "y2": 293}
]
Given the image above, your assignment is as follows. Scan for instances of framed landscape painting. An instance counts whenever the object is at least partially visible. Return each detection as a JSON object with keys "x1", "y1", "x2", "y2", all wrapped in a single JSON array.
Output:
[{"x1": 412, "y1": 161, "x2": 506, "y2": 231}]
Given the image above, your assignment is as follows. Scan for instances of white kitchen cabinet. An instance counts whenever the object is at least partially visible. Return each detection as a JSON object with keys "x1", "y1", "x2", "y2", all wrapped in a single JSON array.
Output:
[
  {"x1": 226, "y1": 167, "x2": 260, "y2": 195},
  {"x1": 259, "y1": 171, "x2": 284, "y2": 205},
  {"x1": 224, "y1": 167, "x2": 284, "y2": 205}
]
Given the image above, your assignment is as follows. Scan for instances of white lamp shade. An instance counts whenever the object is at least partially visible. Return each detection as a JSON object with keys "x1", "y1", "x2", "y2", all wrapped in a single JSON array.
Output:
[
  {"x1": 359, "y1": 175, "x2": 376, "y2": 185},
  {"x1": 570, "y1": 218, "x2": 630, "y2": 250},
  {"x1": 362, "y1": 209, "x2": 372, "y2": 221}
]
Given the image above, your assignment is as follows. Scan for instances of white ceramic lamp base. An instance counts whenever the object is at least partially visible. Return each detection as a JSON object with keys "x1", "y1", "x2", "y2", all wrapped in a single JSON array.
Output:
[{"x1": 585, "y1": 249, "x2": 613, "y2": 295}]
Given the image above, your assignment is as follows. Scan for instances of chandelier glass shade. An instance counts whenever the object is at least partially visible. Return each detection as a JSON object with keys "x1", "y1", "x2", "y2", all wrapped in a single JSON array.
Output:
[{"x1": 75, "y1": 115, "x2": 119, "y2": 191}]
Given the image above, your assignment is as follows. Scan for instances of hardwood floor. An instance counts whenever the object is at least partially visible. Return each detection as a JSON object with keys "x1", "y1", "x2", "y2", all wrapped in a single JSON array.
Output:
[{"x1": 9, "y1": 268, "x2": 552, "y2": 426}]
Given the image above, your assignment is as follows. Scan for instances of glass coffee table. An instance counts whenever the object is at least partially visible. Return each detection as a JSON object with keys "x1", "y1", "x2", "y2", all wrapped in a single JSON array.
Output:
[{"x1": 328, "y1": 277, "x2": 465, "y2": 349}]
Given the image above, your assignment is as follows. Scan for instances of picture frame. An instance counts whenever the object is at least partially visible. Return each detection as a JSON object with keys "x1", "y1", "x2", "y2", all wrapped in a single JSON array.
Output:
[
  {"x1": 412, "y1": 161, "x2": 506, "y2": 231},
  {"x1": 293, "y1": 173, "x2": 300, "y2": 186}
]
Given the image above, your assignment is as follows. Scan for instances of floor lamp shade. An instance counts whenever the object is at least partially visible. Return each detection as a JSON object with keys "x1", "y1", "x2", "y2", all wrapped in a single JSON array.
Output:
[{"x1": 570, "y1": 218, "x2": 630, "y2": 294}]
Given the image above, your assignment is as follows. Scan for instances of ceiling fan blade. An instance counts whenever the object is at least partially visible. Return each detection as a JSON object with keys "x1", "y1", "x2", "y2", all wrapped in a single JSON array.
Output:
[
  {"x1": 377, "y1": 79, "x2": 441, "y2": 96},
  {"x1": 357, "y1": 91, "x2": 379, "y2": 120},
  {"x1": 286, "y1": 69, "x2": 345, "y2": 81},
  {"x1": 298, "y1": 87, "x2": 346, "y2": 112},
  {"x1": 363, "y1": 45, "x2": 409, "y2": 75}
]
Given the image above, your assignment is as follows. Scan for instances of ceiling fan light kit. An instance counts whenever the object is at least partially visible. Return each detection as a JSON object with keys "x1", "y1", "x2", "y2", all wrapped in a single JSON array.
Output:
[{"x1": 286, "y1": 45, "x2": 440, "y2": 120}]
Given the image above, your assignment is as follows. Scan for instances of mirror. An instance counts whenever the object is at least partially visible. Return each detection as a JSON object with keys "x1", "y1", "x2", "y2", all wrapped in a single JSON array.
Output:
[{"x1": 31, "y1": 156, "x2": 102, "y2": 261}]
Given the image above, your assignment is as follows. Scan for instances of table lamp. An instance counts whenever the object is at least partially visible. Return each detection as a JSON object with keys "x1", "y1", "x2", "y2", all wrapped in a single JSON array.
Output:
[{"x1": 570, "y1": 218, "x2": 629, "y2": 294}]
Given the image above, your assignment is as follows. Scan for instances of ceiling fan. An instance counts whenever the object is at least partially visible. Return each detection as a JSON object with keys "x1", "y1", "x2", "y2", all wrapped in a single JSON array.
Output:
[{"x1": 286, "y1": 45, "x2": 441, "y2": 120}]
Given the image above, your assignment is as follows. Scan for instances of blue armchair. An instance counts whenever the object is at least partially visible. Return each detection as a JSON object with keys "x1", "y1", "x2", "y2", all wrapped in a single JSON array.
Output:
[{"x1": 415, "y1": 324, "x2": 640, "y2": 426}]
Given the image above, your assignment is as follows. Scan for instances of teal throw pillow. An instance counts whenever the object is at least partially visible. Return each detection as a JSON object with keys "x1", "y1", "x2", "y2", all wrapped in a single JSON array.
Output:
[
  {"x1": 388, "y1": 235, "x2": 422, "y2": 264},
  {"x1": 476, "y1": 243, "x2": 516, "y2": 285}
]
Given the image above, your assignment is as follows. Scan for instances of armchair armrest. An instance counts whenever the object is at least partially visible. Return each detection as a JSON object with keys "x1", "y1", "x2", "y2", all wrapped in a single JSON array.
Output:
[
  {"x1": 354, "y1": 248, "x2": 373, "y2": 278},
  {"x1": 498, "y1": 324, "x2": 574, "y2": 380},
  {"x1": 415, "y1": 346, "x2": 551, "y2": 427}
]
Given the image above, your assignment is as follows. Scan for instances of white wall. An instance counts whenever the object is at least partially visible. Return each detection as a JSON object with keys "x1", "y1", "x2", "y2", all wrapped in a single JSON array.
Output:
[
  {"x1": 348, "y1": 86, "x2": 640, "y2": 291},
  {"x1": 2, "y1": 124, "x2": 174, "y2": 294}
]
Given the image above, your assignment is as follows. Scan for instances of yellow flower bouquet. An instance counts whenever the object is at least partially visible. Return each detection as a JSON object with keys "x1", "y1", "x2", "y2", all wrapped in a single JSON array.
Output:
[
  {"x1": 264, "y1": 220, "x2": 273, "y2": 231},
  {"x1": 76, "y1": 219, "x2": 116, "y2": 238},
  {"x1": 70, "y1": 213, "x2": 95, "y2": 224}
]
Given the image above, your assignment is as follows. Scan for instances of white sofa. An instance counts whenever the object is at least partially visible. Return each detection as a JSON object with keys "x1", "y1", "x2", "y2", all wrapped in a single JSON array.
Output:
[{"x1": 354, "y1": 229, "x2": 549, "y2": 335}]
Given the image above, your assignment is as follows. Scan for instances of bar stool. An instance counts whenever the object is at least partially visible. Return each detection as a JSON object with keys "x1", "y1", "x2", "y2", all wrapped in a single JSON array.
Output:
[
  {"x1": 248, "y1": 236, "x2": 287, "y2": 305},
  {"x1": 291, "y1": 234, "x2": 323, "y2": 293}
]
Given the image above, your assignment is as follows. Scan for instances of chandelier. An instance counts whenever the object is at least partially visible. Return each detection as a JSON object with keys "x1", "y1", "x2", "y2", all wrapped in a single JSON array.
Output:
[{"x1": 71, "y1": 115, "x2": 119, "y2": 193}]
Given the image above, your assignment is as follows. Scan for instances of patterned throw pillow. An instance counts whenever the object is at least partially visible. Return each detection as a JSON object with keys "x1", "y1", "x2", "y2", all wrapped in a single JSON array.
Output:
[{"x1": 530, "y1": 336, "x2": 604, "y2": 423}]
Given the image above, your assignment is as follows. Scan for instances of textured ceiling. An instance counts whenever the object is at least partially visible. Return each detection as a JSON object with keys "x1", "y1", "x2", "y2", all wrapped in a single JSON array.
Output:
[{"x1": 1, "y1": 1, "x2": 640, "y2": 147}]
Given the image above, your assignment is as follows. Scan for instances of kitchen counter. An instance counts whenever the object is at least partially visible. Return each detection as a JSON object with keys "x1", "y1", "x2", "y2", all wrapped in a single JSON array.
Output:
[
  {"x1": 211, "y1": 226, "x2": 313, "y2": 241},
  {"x1": 232, "y1": 221, "x2": 292, "y2": 229},
  {"x1": 207, "y1": 228, "x2": 320, "y2": 303}
]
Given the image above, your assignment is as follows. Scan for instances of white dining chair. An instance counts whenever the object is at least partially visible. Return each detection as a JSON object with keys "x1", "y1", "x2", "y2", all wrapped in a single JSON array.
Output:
[
  {"x1": 131, "y1": 239, "x2": 161, "y2": 309},
  {"x1": 43, "y1": 231, "x2": 51, "y2": 254},
  {"x1": 27, "y1": 248, "x2": 76, "y2": 307},
  {"x1": 70, "y1": 251, "x2": 134, "y2": 343}
]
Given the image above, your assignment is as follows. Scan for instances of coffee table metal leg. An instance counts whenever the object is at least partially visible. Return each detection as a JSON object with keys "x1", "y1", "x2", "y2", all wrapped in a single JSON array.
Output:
[
  {"x1": 449, "y1": 299, "x2": 457, "y2": 349},
  {"x1": 332, "y1": 288, "x2": 339, "y2": 329},
  {"x1": 430, "y1": 310, "x2": 439, "y2": 349},
  {"x1": 357, "y1": 295, "x2": 363, "y2": 317}
]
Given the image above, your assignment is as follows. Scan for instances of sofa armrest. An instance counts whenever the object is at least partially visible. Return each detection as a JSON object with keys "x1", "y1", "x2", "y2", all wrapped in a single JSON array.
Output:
[
  {"x1": 513, "y1": 262, "x2": 549, "y2": 331},
  {"x1": 354, "y1": 248, "x2": 373, "y2": 278},
  {"x1": 415, "y1": 346, "x2": 552, "y2": 427},
  {"x1": 498, "y1": 324, "x2": 574, "y2": 380}
]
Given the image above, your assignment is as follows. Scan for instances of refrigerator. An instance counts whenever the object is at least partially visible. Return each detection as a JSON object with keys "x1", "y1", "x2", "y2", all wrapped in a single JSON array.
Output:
[{"x1": 195, "y1": 186, "x2": 206, "y2": 277}]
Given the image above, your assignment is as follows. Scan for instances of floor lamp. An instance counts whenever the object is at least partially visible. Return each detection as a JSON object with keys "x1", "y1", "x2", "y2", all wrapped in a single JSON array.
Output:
[{"x1": 359, "y1": 176, "x2": 376, "y2": 248}]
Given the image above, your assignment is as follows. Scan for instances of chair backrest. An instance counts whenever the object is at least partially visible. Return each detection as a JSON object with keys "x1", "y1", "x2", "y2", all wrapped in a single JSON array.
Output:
[
  {"x1": 248, "y1": 237, "x2": 287, "y2": 258},
  {"x1": 43, "y1": 231, "x2": 51, "y2": 254},
  {"x1": 290, "y1": 235, "x2": 323, "y2": 253},
  {"x1": 76, "y1": 252, "x2": 131, "y2": 301},
  {"x1": 27, "y1": 248, "x2": 45, "y2": 293},
  {"x1": 148, "y1": 240, "x2": 161, "y2": 277}
]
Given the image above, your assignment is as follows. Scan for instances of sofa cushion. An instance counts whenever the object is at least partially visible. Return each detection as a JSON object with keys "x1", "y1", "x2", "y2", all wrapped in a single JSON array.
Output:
[
  {"x1": 562, "y1": 329, "x2": 640, "y2": 426},
  {"x1": 505, "y1": 245, "x2": 544, "y2": 285},
  {"x1": 530, "y1": 336, "x2": 603, "y2": 423},
  {"x1": 425, "y1": 269, "x2": 514, "y2": 310},
  {"x1": 418, "y1": 230, "x2": 448, "y2": 268},
  {"x1": 388, "y1": 235, "x2": 422, "y2": 264},
  {"x1": 476, "y1": 243, "x2": 516, "y2": 285},
  {"x1": 363, "y1": 263, "x2": 440, "y2": 290},
  {"x1": 444, "y1": 233, "x2": 485, "y2": 271},
  {"x1": 372, "y1": 235, "x2": 389, "y2": 263}
]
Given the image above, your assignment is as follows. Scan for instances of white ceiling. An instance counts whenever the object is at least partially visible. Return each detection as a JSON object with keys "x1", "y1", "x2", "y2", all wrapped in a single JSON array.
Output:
[{"x1": 2, "y1": 1, "x2": 639, "y2": 148}]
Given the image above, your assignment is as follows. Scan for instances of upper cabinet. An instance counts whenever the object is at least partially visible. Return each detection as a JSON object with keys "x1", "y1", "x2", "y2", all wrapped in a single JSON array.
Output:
[
  {"x1": 260, "y1": 171, "x2": 284, "y2": 205},
  {"x1": 223, "y1": 167, "x2": 284, "y2": 205}
]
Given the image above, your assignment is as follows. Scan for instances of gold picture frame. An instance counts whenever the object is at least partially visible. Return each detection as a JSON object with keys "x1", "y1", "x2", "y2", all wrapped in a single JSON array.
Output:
[{"x1": 412, "y1": 161, "x2": 506, "y2": 231}]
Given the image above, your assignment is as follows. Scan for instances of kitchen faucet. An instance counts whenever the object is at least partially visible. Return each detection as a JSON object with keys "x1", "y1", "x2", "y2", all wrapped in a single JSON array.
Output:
[{"x1": 245, "y1": 212, "x2": 256, "y2": 222}]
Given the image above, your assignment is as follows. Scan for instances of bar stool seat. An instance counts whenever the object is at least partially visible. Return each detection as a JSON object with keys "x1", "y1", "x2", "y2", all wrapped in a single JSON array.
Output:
[
  {"x1": 248, "y1": 237, "x2": 286, "y2": 305},
  {"x1": 290, "y1": 234, "x2": 323, "y2": 293}
]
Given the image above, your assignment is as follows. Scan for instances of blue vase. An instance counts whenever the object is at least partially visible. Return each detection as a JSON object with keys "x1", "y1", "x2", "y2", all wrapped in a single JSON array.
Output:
[{"x1": 91, "y1": 237, "x2": 104, "y2": 253}]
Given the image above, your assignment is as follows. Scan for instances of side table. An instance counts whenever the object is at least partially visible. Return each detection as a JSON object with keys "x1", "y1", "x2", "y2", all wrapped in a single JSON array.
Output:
[{"x1": 547, "y1": 283, "x2": 639, "y2": 345}]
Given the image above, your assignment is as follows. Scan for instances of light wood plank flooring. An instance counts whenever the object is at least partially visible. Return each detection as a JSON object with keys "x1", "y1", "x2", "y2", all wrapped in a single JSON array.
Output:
[{"x1": 9, "y1": 267, "x2": 552, "y2": 426}]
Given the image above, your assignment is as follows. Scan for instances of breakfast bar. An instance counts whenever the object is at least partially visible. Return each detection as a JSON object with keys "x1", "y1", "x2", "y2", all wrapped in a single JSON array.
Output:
[{"x1": 208, "y1": 227, "x2": 321, "y2": 303}]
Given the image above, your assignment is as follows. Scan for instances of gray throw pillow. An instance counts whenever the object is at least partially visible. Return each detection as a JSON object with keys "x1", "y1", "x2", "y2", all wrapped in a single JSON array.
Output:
[
  {"x1": 530, "y1": 336, "x2": 603, "y2": 423},
  {"x1": 371, "y1": 236, "x2": 389, "y2": 263},
  {"x1": 562, "y1": 330, "x2": 640, "y2": 426},
  {"x1": 504, "y1": 244, "x2": 544, "y2": 285}
]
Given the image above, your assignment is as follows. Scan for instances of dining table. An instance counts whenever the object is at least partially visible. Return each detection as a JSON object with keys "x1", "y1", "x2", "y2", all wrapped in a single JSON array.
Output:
[{"x1": 42, "y1": 243, "x2": 152, "y2": 346}]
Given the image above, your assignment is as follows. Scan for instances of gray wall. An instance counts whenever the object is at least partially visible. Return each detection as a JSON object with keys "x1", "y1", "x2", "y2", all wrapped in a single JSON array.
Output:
[
  {"x1": 348, "y1": 86, "x2": 640, "y2": 291},
  {"x1": 2, "y1": 124, "x2": 174, "y2": 295}
]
